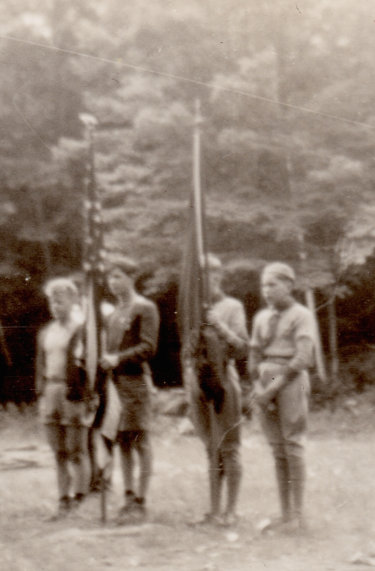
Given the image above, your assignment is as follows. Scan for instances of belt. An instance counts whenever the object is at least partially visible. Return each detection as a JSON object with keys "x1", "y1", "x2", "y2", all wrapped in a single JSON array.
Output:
[
  {"x1": 45, "y1": 377, "x2": 66, "y2": 384},
  {"x1": 263, "y1": 356, "x2": 292, "y2": 363}
]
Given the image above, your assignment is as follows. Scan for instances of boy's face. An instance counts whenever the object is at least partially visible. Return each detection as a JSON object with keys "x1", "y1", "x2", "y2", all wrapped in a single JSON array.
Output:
[
  {"x1": 49, "y1": 290, "x2": 74, "y2": 320},
  {"x1": 107, "y1": 267, "x2": 133, "y2": 298},
  {"x1": 261, "y1": 274, "x2": 293, "y2": 308},
  {"x1": 208, "y1": 269, "x2": 222, "y2": 297}
]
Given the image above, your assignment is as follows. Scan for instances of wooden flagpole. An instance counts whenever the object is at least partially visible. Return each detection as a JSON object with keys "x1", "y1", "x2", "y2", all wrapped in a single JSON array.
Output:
[{"x1": 192, "y1": 100, "x2": 221, "y2": 516}]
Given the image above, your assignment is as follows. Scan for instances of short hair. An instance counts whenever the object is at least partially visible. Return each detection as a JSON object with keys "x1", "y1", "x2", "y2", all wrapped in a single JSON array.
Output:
[
  {"x1": 261, "y1": 262, "x2": 296, "y2": 284},
  {"x1": 201, "y1": 253, "x2": 222, "y2": 271},
  {"x1": 105, "y1": 253, "x2": 139, "y2": 277},
  {"x1": 43, "y1": 277, "x2": 78, "y2": 299}
]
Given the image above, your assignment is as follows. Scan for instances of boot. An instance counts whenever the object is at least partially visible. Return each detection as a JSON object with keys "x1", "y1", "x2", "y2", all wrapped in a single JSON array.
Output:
[
  {"x1": 275, "y1": 456, "x2": 291, "y2": 522},
  {"x1": 222, "y1": 449, "x2": 241, "y2": 526},
  {"x1": 288, "y1": 454, "x2": 306, "y2": 530}
]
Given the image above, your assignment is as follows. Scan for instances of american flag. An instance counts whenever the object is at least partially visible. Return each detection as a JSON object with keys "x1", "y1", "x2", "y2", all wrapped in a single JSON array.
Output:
[{"x1": 81, "y1": 114, "x2": 104, "y2": 391}]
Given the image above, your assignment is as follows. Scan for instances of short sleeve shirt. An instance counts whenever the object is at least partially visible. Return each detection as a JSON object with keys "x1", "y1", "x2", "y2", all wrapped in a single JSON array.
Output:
[
  {"x1": 211, "y1": 296, "x2": 248, "y2": 350},
  {"x1": 250, "y1": 302, "x2": 315, "y2": 359}
]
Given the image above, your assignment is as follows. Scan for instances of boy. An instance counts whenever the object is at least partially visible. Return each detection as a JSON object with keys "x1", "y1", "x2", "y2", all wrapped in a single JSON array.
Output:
[
  {"x1": 36, "y1": 278, "x2": 90, "y2": 517},
  {"x1": 249, "y1": 262, "x2": 315, "y2": 532},
  {"x1": 100, "y1": 255, "x2": 159, "y2": 523},
  {"x1": 187, "y1": 254, "x2": 248, "y2": 526}
]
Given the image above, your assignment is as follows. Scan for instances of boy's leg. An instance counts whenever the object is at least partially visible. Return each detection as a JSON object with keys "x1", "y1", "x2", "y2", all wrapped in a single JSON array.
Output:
[
  {"x1": 100, "y1": 435, "x2": 114, "y2": 489},
  {"x1": 66, "y1": 424, "x2": 90, "y2": 501},
  {"x1": 45, "y1": 423, "x2": 71, "y2": 510},
  {"x1": 279, "y1": 373, "x2": 309, "y2": 528},
  {"x1": 117, "y1": 430, "x2": 150, "y2": 522},
  {"x1": 88, "y1": 427, "x2": 101, "y2": 492},
  {"x1": 274, "y1": 451, "x2": 291, "y2": 522},
  {"x1": 258, "y1": 405, "x2": 291, "y2": 522},
  {"x1": 186, "y1": 367, "x2": 223, "y2": 522},
  {"x1": 221, "y1": 446, "x2": 241, "y2": 523},
  {"x1": 133, "y1": 430, "x2": 152, "y2": 502},
  {"x1": 207, "y1": 444, "x2": 224, "y2": 519},
  {"x1": 220, "y1": 367, "x2": 242, "y2": 524},
  {"x1": 118, "y1": 431, "x2": 135, "y2": 494},
  {"x1": 206, "y1": 402, "x2": 225, "y2": 520},
  {"x1": 288, "y1": 453, "x2": 305, "y2": 523},
  {"x1": 191, "y1": 385, "x2": 223, "y2": 520},
  {"x1": 117, "y1": 431, "x2": 137, "y2": 518}
]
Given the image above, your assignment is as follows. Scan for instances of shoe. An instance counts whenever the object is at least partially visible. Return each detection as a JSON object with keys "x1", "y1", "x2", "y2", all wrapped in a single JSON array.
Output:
[
  {"x1": 257, "y1": 516, "x2": 289, "y2": 534},
  {"x1": 117, "y1": 494, "x2": 146, "y2": 525},
  {"x1": 281, "y1": 516, "x2": 308, "y2": 535},
  {"x1": 118, "y1": 491, "x2": 136, "y2": 515},
  {"x1": 221, "y1": 512, "x2": 239, "y2": 527},
  {"x1": 259, "y1": 515, "x2": 307, "y2": 535},
  {"x1": 48, "y1": 496, "x2": 71, "y2": 521},
  {"x1": 117, "y1": 503, "x2": 147, "y2": 526},
  {"x1": 71, "y1": 493, "x2": 86, "y2": 511},
  {"x1": 129, "y1": 500, "x2": 147, "y2": 523},
  {"x1": 193, "y1": 512, "x2": 222, "y2": 526}
]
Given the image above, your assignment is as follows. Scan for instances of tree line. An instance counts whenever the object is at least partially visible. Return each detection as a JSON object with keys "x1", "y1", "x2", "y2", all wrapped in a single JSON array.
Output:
[{"x1": 1, "y1": 0, "x2": 375, "y2": 403}]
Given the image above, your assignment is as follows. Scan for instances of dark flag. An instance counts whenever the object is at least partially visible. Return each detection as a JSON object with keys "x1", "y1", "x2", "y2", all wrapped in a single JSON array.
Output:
[
  {"x1": 177, "y1": 101, "x2": 208, "y2": 361},
  {"x1": 177, "y1": 102, "x2": 226, "y2": 414},
  {"x1": 177, "y1": 190, "x2": 206, "y2": 361}
]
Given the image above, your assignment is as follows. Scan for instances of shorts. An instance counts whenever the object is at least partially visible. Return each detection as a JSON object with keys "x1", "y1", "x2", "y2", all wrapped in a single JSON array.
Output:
[
  {"x1": 115, "y1": 374, "x2": 151, "y2": 431},
  {"x1": 40, "y1": 380, "x2": 93, "y2": 427}
]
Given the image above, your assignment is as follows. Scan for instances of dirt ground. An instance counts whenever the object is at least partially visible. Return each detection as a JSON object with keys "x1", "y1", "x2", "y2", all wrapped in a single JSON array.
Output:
[{"x1": 1, "y1": 391, "x2": 375, "y2": 571}]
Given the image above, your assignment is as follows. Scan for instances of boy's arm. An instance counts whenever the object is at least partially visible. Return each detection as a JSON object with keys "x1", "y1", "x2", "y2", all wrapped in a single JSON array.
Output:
[
  {"x1": 208, "y1": 301, "x2": 249, "y2": 360},
  {"x1": 248, "y1": 346, "x2": 262, "y2": 381},
  {"x1": 117, "y1": 303, "x2": 160, "y2": 364},
  {"x1": 101, "y1": 303, "x2": 160, "y2": 370},
  {"x1": 283, "y1": 336, "x2": 314, "y2": 382},
  {"x1": 248, "y1": 313, "x2": 263, "y2": 381}
]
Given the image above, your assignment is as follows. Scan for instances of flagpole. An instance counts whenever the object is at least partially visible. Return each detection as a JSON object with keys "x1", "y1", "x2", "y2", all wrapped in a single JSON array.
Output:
[
  {"x1": 193, "y1": 100, "x2": 204, "y2": 261},
  {"x1": 80, "y1": 113, "x2": 107, "y2": 524},
  {"x1": 192, "y1": 100, "x2": 221, "y2": 516},
  {"x1": 193, "y1": 99, "x2": 210, "y2": 312}
]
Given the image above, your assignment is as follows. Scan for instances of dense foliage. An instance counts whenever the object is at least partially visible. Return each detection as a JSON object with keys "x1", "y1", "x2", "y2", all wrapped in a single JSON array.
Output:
[{"x1": 1, "y1": 0, "x2": 375, "y2": 401}]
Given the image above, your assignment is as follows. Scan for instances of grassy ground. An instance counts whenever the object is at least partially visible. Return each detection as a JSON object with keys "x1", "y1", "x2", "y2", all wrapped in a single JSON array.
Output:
[{"x1": 1, "y1": 390, "x2": 375, "y2": 571}]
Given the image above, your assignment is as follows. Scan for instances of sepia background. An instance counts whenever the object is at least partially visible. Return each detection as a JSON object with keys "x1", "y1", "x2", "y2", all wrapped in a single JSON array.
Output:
[
  {"x1": 1, "y1": 2, "x2": 375, "y2": 569},
  {"x1": 1, "y1": 0, "x2": 375, "y2": 402}
]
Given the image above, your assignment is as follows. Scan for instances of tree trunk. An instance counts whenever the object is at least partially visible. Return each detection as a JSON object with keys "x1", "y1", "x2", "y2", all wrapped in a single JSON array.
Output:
[
  {"x1": 327, "y1": 294, "x2": 339, "y2": 382},
  {"x1": 304, "y1": 287, "x2": 327, "y2": 382}
]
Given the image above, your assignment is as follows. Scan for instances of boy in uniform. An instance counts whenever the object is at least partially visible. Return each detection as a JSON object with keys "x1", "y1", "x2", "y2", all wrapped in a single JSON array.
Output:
[
  {"x1": 187, "y1": 254, "x2": 248, "y2": 526},
  {"x1": 100, "y1": 255, "x2": 159, "y2": 523},
  {"x1": 249, "y1": 262, "x2": 315, "y2": 531}
]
